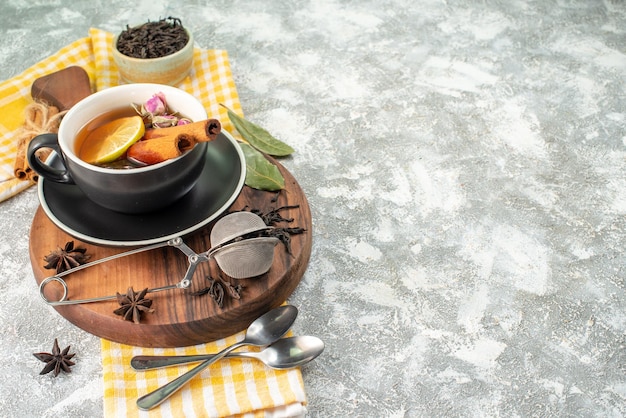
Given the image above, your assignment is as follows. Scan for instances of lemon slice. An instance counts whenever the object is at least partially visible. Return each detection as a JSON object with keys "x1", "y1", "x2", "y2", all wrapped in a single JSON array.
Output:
[{"x1": 79, "y1": 116, "x2": 145, "y2": 164}]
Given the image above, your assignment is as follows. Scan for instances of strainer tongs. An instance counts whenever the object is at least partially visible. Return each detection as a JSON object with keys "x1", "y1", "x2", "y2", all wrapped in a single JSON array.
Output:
[{"x1": 38, "y1": 211, "x2": 280, "y2": 306}]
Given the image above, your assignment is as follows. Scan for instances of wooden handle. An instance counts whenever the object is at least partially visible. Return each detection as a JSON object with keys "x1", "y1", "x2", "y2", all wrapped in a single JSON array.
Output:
[
  {"x1": 127, "y1": 119, "x2": 221, "y2": 165},
  {"x1": 31, "y1": 66, "x2": 92, "y2": 111}
]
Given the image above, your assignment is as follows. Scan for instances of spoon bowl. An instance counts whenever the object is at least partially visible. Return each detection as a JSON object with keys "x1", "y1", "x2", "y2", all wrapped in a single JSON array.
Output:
[
  {"x1": 136, "y1": 304, "x2": 298, "y2": 410},
  {"x1": 248, "y1": 335, "x2": 324, "y2": 369},
  {"x1": 131, "y1": 336, "x2": 325, "y2": 370}
]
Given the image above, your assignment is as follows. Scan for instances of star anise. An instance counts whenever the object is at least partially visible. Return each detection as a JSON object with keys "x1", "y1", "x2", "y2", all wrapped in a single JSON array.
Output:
[
  {"x1": 113, "y1": 287, "x2": 155, "y2": 324},
  {"x1": 33, "y1": 338, "x2": 75, "y2": 377},
  {"x1": 43, "y1": 241, "x2": 91, "y2": 274}
]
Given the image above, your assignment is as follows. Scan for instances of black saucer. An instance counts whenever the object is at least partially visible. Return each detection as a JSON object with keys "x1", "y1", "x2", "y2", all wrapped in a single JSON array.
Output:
[{"x1": 37, "y1": 132, "x2": 246, "y2": 246}]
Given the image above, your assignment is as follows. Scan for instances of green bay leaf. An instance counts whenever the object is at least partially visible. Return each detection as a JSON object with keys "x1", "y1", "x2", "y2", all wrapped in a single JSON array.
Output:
[
  {"x1": 223, "y1": 105, "x2": 295, "y2": 156},
  {"x1": 239, "y1": 142, "x2": 285, "y2": 191}
]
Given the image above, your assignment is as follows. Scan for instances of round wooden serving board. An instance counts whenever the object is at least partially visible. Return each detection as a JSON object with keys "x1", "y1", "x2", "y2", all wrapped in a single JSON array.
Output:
[{"x1": 29, "y1": 162, "x2": 312, "y2": 347}]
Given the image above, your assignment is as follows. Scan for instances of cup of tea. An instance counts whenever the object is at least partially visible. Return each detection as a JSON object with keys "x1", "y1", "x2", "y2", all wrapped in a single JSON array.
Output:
[{"x1": 27, "y1": 83, "x2": 208, "y2": 214}]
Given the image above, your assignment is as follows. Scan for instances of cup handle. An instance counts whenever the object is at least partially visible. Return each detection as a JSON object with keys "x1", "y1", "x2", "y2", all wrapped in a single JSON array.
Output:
[{"x1": 27, "y1": 133, "x2": 74, "y2": 184}]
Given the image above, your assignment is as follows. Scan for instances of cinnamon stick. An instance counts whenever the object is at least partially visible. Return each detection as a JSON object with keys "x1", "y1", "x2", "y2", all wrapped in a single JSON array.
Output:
[
  {"x1": 14, "y1": 138, "x2": 30, "y2": 180},
  {"x1": 127, "y1": 119, "x2": 221, "y2": 165}
]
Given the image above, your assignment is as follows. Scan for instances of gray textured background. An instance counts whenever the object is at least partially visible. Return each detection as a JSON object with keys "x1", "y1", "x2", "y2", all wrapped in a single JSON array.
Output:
[{"x1": 1, "y1": 1, "x2": 625, "y2": 417}]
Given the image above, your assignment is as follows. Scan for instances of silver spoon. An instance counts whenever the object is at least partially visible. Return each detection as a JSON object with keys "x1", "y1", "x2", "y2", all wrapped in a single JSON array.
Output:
[
  {"x1": 136, "y1": 305, "x2": 298, "y2": 411},
  {"x1": 131, "y1": 336, "x2": 324, "y2": 370}
]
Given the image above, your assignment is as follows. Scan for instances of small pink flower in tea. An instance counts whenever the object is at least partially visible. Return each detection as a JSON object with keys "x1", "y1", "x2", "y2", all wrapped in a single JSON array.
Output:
[
  {"x1": 144, "y1": 92, "x2": 167, "y2": 115},
  {"x1": 152, "y1": 115, "x2": 178, "y2": 128},
  {"x1": 132, "y1": 92, "x2": 192, "y2": 129}
]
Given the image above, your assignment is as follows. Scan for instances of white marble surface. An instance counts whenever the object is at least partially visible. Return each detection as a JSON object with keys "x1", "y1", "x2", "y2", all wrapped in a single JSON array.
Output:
[{"x1": 1, "y1": 1, "x2": 625, "y2": 417}]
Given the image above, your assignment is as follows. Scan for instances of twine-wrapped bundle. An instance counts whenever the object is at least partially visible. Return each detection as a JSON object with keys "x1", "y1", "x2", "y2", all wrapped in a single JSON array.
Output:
[{"x1": 13, "y1": 102, "x2": 66, "y2": 182}]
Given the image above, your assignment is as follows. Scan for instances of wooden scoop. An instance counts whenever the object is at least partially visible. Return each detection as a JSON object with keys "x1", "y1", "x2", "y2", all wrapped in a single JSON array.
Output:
[
  {"x1": 126, "y1": 119, "x2": 221, "y2": 165},
  {"x1": 31, "y1": 66, "x2": 93, "y2": 111}
]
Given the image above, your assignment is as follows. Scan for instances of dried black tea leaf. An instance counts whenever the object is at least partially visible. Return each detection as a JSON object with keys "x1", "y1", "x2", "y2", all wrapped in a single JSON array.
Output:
[
  {"x1": 116, "y1": 17, "x2": 189, "y2": 59},
  {"x1": 236, "y1": 206, "x2": 306, "y2": 254},
  {"x1": 249, "y1": 205, "x2": 299, "y2": 225},
  {"x1": 191, "y1": 275, "x2": 244, "y2": 309}
]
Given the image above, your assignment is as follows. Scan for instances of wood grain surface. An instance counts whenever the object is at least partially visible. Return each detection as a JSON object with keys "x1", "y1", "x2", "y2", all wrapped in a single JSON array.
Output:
[{"x1": 29, "y1": 162, "x2": 312, "y2": 347}]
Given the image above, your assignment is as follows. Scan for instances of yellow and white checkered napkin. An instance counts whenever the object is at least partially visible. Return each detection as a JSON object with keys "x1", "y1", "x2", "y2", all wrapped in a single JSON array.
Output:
[
  {"x1": 102, "y1": 334, "x2": 308, "y2": 418},
  {"x1": 2, "y1": 28, "x2": 307, "y2": 416},
  {"x1": 0, "y1": 27, "x2": 242, "y2": 202}
]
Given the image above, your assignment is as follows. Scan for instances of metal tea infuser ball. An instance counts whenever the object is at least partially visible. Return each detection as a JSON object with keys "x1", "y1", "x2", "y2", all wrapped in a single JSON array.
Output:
[{"x1": 209, "y1": 211, "x2": 279, "y2": 279}]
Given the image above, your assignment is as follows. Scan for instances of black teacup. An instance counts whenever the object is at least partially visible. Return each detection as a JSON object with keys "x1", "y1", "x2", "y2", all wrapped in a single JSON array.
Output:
[{"x1": 27, "y1": 84, "x2": 208, "y2": 214}]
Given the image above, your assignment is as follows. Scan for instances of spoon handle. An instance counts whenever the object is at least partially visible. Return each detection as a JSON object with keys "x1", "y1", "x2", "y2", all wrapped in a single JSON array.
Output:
[
  {"x1": 131, "y1": 351, "x2": 260, "y2": 370},
  {"x1": 136, "y1": 341, "x2": 246, "y2": 410}
]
